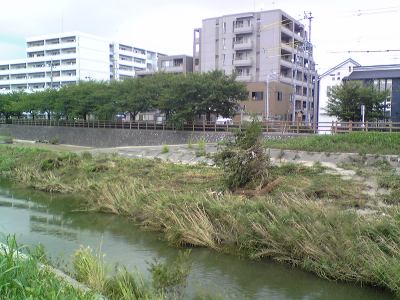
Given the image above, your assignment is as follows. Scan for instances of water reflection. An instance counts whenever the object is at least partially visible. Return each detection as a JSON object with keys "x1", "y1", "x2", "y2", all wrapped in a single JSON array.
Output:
[{"x1": 0, "y1": 180, "x2": 392, "y2": 300}]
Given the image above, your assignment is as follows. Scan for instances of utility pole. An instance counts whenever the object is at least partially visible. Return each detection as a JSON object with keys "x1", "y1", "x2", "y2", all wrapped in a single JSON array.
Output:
[{"x1": 304, "y1": 11, "x2": 314, "y2": 124}]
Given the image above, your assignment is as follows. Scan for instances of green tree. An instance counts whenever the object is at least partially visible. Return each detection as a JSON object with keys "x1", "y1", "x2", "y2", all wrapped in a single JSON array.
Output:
[
  {"x1": 327, "y1": 81, "x2": 388, "y2": 121},
  {"x1": 115, "y1": 77, "x2": 154, "y2": 121}
]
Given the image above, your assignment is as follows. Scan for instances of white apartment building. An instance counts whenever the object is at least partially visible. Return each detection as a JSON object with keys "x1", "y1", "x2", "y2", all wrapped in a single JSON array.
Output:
[
  {"x1": 193, "y1": 9, "x2": 317, "y2": 122},
  {"x1": 0, "y1": 32, "x2": 165, "y2": 94},
  {"x1": 317, "y1": 58, "x2": 361, "y2": 133},
  {"x1": 110, "y1": 42, "x2": 162, "y2": 81}
]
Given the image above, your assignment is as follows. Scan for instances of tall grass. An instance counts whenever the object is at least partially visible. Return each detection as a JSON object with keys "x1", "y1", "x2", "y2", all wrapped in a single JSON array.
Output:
[
  {"x1": 265, "y1": 132, "x2": 400, "y2": 155},
  {"x1": 2, "y1": 144, "x2": 400, "y2": 296},
  {"x1": 72, "y1": 246, "x2": 193, "y2": 299},
  {"x1": 89, "y1": 181, "x2": 400, "y2": 297},
  {"x1": 0, "y1": 236, "x2": 95, "y2": 299}
]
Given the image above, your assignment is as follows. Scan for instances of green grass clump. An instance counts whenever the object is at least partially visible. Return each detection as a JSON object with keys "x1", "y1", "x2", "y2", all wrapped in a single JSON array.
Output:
[
  {"x1": 73, "y1": 246, "x2": 193, "y2": 299},
  {"x1": 265, "y1": 132, "x2": 400, "y2": 155},
  {"x1": 0, "y1": 236, "x2": 95, "y2": 299},
  {"x1": 196, "y1": 138, "x2": 207, "y2": 157},
  {"x1": 161, "y1": 144, "x2": 170, "y2": 154}
]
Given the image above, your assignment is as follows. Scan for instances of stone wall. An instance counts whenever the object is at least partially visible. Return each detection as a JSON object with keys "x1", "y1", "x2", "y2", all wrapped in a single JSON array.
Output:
[{"x1": 0, "y1": 124, "x2": 304, "y2": 148}]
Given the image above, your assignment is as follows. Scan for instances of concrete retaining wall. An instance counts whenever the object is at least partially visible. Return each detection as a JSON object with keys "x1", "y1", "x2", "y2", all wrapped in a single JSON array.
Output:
[
  {"x1": 0, "y1": 125, "x2": 304, "y2": 148},
  {"x1": 0, "y1": 125, "x2": 231, "y2": 147}
]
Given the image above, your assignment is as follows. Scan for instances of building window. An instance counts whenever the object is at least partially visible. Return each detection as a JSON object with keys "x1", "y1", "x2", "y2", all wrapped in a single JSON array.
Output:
[
  {"x1": 277, "y1": 91, "x2": 283, "y2": 101},
  {"x1": 349, "y1": 66, "x2": 352, "y2": 72},
  {"x1": 251, "y1": 91, "x2": 263, "y2": 101},
  {"x1": 223, "y1": 22, "x2": 226, "y2": 33}
]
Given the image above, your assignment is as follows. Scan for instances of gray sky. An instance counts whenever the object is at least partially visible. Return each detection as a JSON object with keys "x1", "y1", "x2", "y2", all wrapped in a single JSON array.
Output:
[{"x1": 1, "y1": 0, "x2": 400, "y2": 73}]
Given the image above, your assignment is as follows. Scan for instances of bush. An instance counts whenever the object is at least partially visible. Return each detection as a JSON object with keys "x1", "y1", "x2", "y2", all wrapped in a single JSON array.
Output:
[
  {"x1": 161, "y1": 144, "x2": 170, "y2": 154},
  {"x1": 49, "y1": 137, "x2": 59, "y2": 145},
  {"x1": 214, "y1": 118, "x2": 270, "y2": 190}
]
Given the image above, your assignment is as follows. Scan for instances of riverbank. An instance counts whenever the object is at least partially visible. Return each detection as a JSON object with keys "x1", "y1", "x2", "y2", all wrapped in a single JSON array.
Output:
[
  {"x1": 0, "y1": 235, "x2": 199, "y2": 300},
  {"x1": 0, "y1": 236, "x2": 97, "y2": 299},
  {"x1": 1, "y1": 144, "x2": 400, "y2": 297}
]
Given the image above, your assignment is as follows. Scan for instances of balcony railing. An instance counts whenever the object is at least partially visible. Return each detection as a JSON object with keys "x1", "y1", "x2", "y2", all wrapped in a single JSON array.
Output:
[
  {"x1": 233, "y1": 24, "x2": 254, "y2": 34},
  {"x1": 233, "y1": 58, "x2": 253, "y2": 67},
  {"x1": 233, "y1": 40, "x2": 253, "y2": 50}
]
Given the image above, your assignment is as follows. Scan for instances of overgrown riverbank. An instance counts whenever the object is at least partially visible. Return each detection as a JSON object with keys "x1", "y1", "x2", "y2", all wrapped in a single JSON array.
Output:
[
  {"x1": 1, "y1": 235, "x2": 203, "y2": 300},
  {"x1": 1, "y1": 144, "x2": 400, "y2": 297}
]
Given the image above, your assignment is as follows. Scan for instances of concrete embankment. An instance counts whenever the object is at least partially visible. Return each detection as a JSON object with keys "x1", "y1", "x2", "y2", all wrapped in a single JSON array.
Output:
[{"x1": 0, "y1": 124, "x2": 303, "y2": 147}]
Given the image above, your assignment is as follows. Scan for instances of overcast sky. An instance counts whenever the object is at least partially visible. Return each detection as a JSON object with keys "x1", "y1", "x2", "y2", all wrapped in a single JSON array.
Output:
[{"x1": 1, "y1": 0, "x2": 400, "y2": 73}]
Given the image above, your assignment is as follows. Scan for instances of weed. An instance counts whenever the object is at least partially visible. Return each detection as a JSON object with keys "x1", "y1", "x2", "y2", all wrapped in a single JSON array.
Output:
[
  {"x1": 49, "y1": 137, "x2": 60, "y2": 145},
  {"x1": 188, "y1": 136, "x2": 194, "y2": 149},
  {"x1": 81, "y1": 151, "x2": 93, "y2": 160},
  {"x1": 196, "y1": 138, "x2": 206, "y2": 157},
  {"x1": 161, "y1": 144, "x2": 170, "y2": 154},
  {"x1": 149, "y1": 250, "x2": 192, "y2": 298},
  {"x1": 277, "y1": 149, "x2": 285, "y2": 160}
]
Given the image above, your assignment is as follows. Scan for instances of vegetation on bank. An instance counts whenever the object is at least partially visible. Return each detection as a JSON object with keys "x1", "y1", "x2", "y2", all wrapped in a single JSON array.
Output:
[
  {"x1": 0, "y1": 71, "x2": 247, "y2": 124},
  {"x1": 1, "y1": 235, "x2": 216, "y2": 299},
  {"x1": 0, "y1": 236, "x2": 96, "y2": 299},
  {"x1": 1, "y1": 142, "x2": 400, "y2": 296},
  {"x1": 265, "y1": 132, "x2": 400, "y2": 155},
  {"x1": 0, "y1": 135, "x2": 12, "y2": 144}
]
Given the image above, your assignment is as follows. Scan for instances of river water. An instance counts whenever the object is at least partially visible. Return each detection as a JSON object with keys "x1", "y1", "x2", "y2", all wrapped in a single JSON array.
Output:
[{"x1": 0, "y1": 180, "x2": 392, "y2": 299}]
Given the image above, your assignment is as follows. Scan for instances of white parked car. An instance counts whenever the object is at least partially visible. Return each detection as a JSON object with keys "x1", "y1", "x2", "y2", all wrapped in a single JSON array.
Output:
[{"x1": 215, "y1": 118, "x2": 233, "y2": 125}]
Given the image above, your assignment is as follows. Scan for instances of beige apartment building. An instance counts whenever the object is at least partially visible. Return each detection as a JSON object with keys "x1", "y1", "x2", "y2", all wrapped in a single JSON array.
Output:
[{"x1": 193, "y1": 9, "x2": 317, "y2": 122}]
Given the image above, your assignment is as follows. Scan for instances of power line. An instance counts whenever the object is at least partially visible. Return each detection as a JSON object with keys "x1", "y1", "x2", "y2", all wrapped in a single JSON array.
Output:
[{"x1": 328, "y1": 49, "x2": 400, "y2": 54}]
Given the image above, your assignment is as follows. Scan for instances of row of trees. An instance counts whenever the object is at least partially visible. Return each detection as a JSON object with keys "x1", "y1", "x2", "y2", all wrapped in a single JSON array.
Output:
[{"x1": 0, "y1": 71, "x2": 248, "y2": 124}]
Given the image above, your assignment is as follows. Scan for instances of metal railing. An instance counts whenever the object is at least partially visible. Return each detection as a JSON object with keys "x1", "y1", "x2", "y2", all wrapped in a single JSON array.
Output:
[{"x1": 7, "y1": 118, "x2": 400, "y2": 134}]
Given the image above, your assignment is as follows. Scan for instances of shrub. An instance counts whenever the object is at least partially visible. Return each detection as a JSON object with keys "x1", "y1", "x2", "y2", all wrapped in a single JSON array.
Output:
[
  {"x1": 214, "y1": 118, "x2": 270, "y2": 190},
  {"x1": 49, "y1": 137, "x2": 60, "y2": 145}
]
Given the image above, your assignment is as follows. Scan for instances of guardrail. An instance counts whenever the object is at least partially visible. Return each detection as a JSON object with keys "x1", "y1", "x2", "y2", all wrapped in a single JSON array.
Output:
[{"x1": 6, "y1": 119, "x2": 400, "y2": 134}]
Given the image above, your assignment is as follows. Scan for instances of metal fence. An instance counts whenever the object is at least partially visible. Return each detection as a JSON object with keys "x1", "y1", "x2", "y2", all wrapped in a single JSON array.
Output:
[{"x1": 6, "y1": 118, "x2": 400, "y2": 134}]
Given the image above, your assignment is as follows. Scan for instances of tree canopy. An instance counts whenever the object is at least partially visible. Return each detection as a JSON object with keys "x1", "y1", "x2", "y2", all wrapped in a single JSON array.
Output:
[
  {"x1": 0, "y1": 71, "x2": 247, "y2": 124},
  {"x1": 326, "y1": 81, "x2": 388, "y2": 122}
]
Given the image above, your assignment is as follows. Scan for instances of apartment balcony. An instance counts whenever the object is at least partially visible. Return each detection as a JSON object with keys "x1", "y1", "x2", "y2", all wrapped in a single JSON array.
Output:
[
  {"x1": 281, "y1": 26, "x2": 293, "y2": 37},
  {"x1": 281, "y1": 42, "x2": 295, "y2": 52},
  {"x1": 26, "y1": 77, "x2": 47, "y2": 84},
  {"x1": 236, "y1": 74, "x2": 253, "y2": 82},
  {"x1": 234, "y1": 24, "x2": 254, "y2": 34},
  {"x1": 8, "y1": 78, "x2": 29, "y2": 85},
  {"x1": 279, "y1": 75, "x2": 292, "y2": 85},
  {"x1": 233, "y1": 57, "x2": 253, "y2": 67},
  {"x1": 280, "y1": 58, "x2": 293, "y2": 68},
  {"x1": 234, "y1": 40, "x2": 253, "y2": 51},
  {"x1": 160, "y1": 65, "x2": 184, "y2": 73}
]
